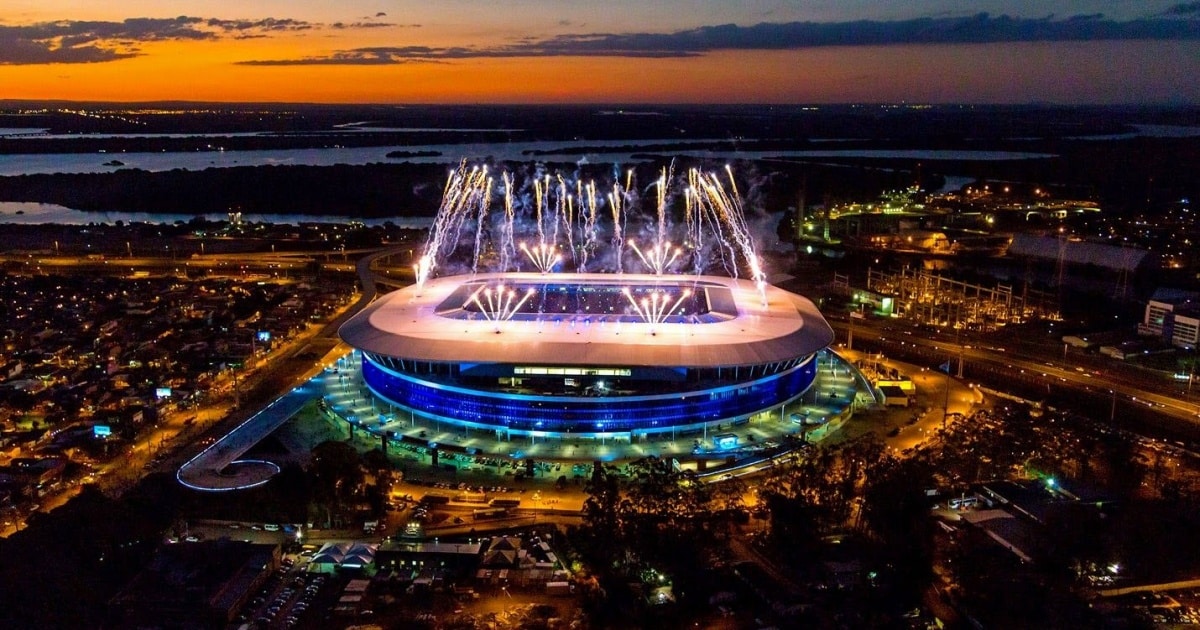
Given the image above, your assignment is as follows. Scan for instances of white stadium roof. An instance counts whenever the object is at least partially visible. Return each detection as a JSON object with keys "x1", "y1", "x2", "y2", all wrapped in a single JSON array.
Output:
[{"x1": 339, "y1": 272, "x2": 834, "y2": 368}]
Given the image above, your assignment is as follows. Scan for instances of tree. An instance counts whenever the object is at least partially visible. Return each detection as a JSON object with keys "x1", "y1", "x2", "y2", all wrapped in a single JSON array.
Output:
[
  {"x1": 309, "y1": 440, "x2": 363, "y2": 527},
  {"x1": 579, "y1": 463, "x2": 623, "y2": 569},
  {"x1": 711, "y1": 474, "x2": 748, "y2": 514},
  {"x1": 362, "y1": 448, "x2": 392, "y2": 484},
  {"x1": 266, "y1": 463, "x2": 312, "y2": 522},
  {"x1": 1098, "y1": 432, "x2": 1146, "y2": 497},
  {"x1": 361, "y1": 449, "x2": 392, "y2": 518}
]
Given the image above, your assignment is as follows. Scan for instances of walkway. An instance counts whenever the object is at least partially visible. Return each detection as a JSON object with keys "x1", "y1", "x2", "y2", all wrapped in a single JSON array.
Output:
[{"x1": 176, "y1": 384, "x2": 317, "y2": 491}]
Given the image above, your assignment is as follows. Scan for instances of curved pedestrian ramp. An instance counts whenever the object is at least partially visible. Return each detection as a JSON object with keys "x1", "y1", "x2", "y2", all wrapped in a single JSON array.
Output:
[{"x1": 176, "y1": 385, "x2": 317, "y2": 491}]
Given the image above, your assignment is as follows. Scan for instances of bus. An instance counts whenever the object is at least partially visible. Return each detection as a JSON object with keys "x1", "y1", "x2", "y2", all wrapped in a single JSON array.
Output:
[
  {"x1": 472, "y1": 508, "x2": 508, "y2": 520},
  {"x1": 489, "y1": 498, "x2": 521, "y2": 508},
  {"x1": 454, "y1": 490, "x2": 488, "y2": 504}
]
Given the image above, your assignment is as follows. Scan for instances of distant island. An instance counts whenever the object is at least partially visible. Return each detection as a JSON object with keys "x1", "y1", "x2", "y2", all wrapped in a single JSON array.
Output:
[
  {"x1": 386, "y1": 150, "x2": 441, "y2": 159},
  {"x1": 102, "y1": 160, "x2": 125, "y2": 167}
]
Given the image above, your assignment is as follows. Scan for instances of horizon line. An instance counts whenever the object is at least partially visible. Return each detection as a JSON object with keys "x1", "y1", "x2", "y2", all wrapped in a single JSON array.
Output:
[{"x1": 2, "y1": 99, "x2": 1198, "y2": 109}]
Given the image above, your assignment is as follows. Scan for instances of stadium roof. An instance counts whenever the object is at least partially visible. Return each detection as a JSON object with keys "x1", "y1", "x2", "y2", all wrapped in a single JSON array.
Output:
[{"x1": 340, "y1": 272, "x2": 834, "y2": 368}]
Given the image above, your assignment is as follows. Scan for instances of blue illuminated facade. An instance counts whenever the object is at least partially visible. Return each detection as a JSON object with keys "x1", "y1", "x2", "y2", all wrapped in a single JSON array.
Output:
[{"x1": 359, "y1": 354, "x2": 819, "y2": 437}]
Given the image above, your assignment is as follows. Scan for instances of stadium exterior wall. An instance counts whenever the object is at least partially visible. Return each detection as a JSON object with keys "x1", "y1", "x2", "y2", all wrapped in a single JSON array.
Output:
[{"x1": 360, "y1": 353, "x2": 820, "y2": 437}]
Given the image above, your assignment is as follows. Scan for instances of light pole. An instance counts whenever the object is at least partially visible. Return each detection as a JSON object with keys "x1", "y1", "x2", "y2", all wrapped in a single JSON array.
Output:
[
  {"x1": 532, "y1": 490, "x2": 541, "y2": 525},
  {"x1": 1187, "y1": 348, "x2": 1196, "y2": 399}
]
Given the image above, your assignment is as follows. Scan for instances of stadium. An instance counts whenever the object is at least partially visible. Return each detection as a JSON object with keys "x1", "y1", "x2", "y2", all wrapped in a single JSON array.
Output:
[{"x1": 338, "y1": 271, "x2": 835, "y2": 439}]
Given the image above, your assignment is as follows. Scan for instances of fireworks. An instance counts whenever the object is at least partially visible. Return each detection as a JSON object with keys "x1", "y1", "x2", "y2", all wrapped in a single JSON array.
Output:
[
  {"x1": 685, "y1": 166, "x2": 767, "y2": 301},
  {"x1": 412, "y1": 161, "x2": 766, "y2": 300},
  {"x1": 627, "y1": 239, "x2": 682, "y2": 275},
  {"x1": 416, "y1": 162, "x2": 493, "y2": 289},
  {"x1": 622, "y1": 287, "x2": 693, "y2": 327},
  {"x1": 468, "y1": 283, "x2": 537, "y2": 323},
  {"x1": 519, "y1": 242, "x2": 562, "y2": 274}
]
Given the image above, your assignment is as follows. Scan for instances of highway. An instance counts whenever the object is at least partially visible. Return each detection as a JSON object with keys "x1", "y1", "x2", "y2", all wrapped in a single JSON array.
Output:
[
  {"x1": 835, "y1": 319, "x2": 1200, "y2": 426},
  {"x1": 0, "y1": 250, "x2": 355, "y2": 277}
]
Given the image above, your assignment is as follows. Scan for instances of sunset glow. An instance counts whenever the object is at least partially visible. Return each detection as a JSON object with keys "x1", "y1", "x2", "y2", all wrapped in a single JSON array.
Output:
[{"x1": 2, "y1": 1, "x2": 1198, "y2": 103}]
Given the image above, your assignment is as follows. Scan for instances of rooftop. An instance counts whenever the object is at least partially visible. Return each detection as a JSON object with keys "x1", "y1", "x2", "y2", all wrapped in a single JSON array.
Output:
[{"x1": 340, "y1": 272, "x2": 834, "y2": 368}]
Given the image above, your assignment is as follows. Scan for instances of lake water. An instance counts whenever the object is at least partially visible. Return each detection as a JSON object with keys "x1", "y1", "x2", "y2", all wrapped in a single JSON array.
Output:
[
  {"x1": 0, "y1": 201, "x2": 434, "y2": 227},
  {"x1": 0, "y1": 127, "x2": 524, "y2": 140},
  {"x1": 0, "y1": 138, "x2": 724, "y2": 176},
  {"x1": 0, "y1": 139, "x2": 1055, "y2": 177},
  {"x1": 1069, "y1": 124, "x2": 1200, "y2": 141}
]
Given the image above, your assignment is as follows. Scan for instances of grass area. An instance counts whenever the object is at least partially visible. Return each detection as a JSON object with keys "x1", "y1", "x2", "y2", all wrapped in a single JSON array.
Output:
[{"x1": 271, "y1": 401, "x2": 349, "y2": 460}]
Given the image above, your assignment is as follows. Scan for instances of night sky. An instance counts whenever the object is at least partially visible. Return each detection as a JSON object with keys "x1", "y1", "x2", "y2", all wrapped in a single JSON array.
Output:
[{"x1": 2, "y1": 1, "x2": 1198, "y2": 103}]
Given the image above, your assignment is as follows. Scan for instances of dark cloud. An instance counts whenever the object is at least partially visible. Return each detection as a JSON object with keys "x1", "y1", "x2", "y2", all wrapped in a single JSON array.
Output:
[
  {"x1": 0, "y1": 17, "x2": 208, "y2": 64},
  {"x1": 0, "y1": 34, "x2": 135, "y2": 64},
  {"x1": 238, "y1": 48, "x2": 444, "y2": 65},
  {"x1": 206, "y1": 17, "x2": 313, "y2": 32},
  {"x1": 0, "y1": 15, "x2": 317, "y2": 65},
  {"x1": 236, "y1": 44, "x2": 691, "y2": 65},
  {"x1": 530, "y1": 13, "x2": 1200, "y2": 56},
  {"x1": 330, "y1": 21, "x2": 401, "y2": 30},
  {"x1": 236, "y1": 12, "x2": 1200, "y2": 65},
  {"x1": 1164, "y1": 2, "x2": 1200, "y2": 15}
]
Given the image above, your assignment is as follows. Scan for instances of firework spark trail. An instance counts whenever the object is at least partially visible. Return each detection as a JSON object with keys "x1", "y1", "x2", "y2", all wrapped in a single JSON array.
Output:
[
  {"x1": 685, "y1": 170, "x2": 734, "y2": 276},
  {"x1": 627, "y1": 239, "x2": 682, "y2": 275},
  {"x1": 501, "y1": 172, "x2": 516, "y2": 271},
  {"x1": 414, "y1": 166, "x2": 461, "y2": 286},
  {"x1": 565, "y1": 194, "x2": 576, "y2": 266},
  {"x1": 534, "y1": 174, "x2": 548, "y2": 246},
  {"x1": 444, "y1": 165, "x2": 485, "y2": 261},
  {"x1": 717, "y1": 165, "x2": 766, "y2": 293},
  {"x1": 607, "y1": 183, "x2": 624, "y2": 274},
  {"x1": 519, "y1": 242, "x2": 561, "y2": 274},
  {"x1": 584, "y1": 181, "x2": 599, "y2": 271},
  {"x1": 656, "y1": 168, "x2": 667, "y2": 246},
  {"x1": 683, "y1": 183, "x2": 703, "y2": 275},
  {"x1": 696, "y1": 172, "x2": 739, "y2": 278},
  {"x1": 417, "y1": 162, "x2": 473, "y2": 288},
  {"x1": 548, "y1": 175, "x2": 561, "y2": 249},
  {"x1": 690, "y1": 171, "x2": 738, "y2": 277},
  {"x1": 686, "y1": 167, "x2": 766, "y2": 300},
  {"x1": 471, "y1": 171, "x2": 494, "y2": 274},
  {"x1": 621, "y1": 287, "x2": 693, "y2": 328},
  {"x1": 469, "y1": 284, "x2": 537, "y2": 327},
  {"x1": 576, "y1": 180, "x2": 598, "y2": 272},
  {"x1": 554, "y1": 174, "x2": 572, "y2": 268}
]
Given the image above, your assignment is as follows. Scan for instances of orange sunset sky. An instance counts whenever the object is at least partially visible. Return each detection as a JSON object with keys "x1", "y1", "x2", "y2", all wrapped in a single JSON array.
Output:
[{"x1": 2, "y1": 1, "x2": 1198, "y2": 104}]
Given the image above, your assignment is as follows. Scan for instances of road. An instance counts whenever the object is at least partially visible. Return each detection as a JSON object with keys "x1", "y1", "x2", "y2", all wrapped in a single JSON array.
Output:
[
  {"x1": 836, "y1": 320, "x2": 1200, "y2": 425},
  {"x1": 0, "y1": 249, "x2": 366, "y2": 278}
]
